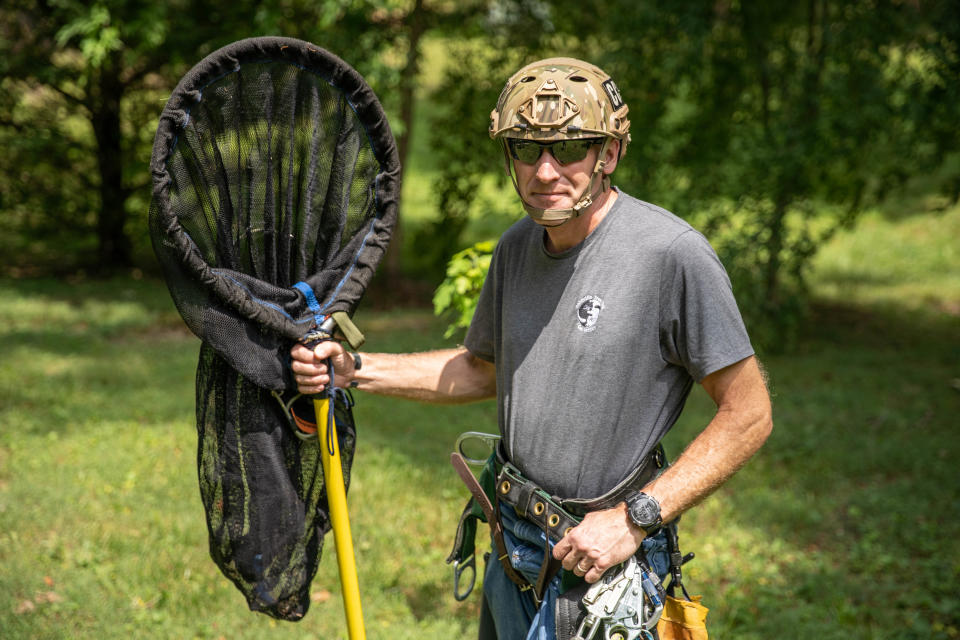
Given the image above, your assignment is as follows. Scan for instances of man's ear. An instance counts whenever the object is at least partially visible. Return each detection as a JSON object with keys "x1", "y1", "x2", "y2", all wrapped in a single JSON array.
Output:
[{"x1": 602, "y1": 139, "x2": 621, "y2": 175}]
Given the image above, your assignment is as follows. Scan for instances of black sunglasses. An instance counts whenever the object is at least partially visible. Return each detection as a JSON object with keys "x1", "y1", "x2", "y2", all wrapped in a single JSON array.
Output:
[{"x1": 507, "y1": 138, "x2": 603, "y2": 166}]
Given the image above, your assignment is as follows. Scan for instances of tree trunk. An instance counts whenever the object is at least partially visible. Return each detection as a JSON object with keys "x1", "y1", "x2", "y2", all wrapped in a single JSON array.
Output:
[
  {"x1": 764, "y1": 196, "x2": 788, "y2": 305},
  {"x1": 91, "y1": 56, "x2": 131, "y2": 268},
  {"x1": 382, "y1": 0, "x2": 426, "y2": 291}
]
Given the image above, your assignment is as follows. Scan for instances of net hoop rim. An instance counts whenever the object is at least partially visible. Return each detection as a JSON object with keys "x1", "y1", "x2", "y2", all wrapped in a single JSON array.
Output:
[{"x1": 149, "y1": 36, "x2": 400, "y2": 341}]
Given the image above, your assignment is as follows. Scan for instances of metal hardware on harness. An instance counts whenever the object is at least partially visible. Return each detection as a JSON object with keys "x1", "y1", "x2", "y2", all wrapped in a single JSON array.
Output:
[
  {"x1": 446, "y1": 435, "x2": 669, "y2": 611},
  {"x1": 452, "y1": 554, "x2": 476, "y2": 602},
  {"x1": 448, "y1": 451, "x2": 533, "y2": 600},
  {"x1": 573, "y1": 556, "x2": 664, "y2": 640},
  {"x1": 455, "y1": 431, "x2": 501, "y2": 466},
  {"x1": 497, "y1": 462, "x2": 580, "y2": 546}
]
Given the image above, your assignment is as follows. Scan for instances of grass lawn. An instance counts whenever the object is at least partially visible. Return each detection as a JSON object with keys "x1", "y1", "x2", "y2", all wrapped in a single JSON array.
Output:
[{"x1": 1, "y1": 205, "x2": 958, "y2": 639}]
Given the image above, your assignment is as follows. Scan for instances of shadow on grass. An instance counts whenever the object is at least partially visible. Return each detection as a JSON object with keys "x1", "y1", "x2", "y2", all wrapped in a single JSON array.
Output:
[{"x1": 0, "y1": 273, "x2": 182, "y2": 312}]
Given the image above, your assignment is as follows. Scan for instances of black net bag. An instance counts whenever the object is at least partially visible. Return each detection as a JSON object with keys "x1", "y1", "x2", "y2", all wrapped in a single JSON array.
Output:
[{"x1": 148, "y1": 37, "x2": 399, "y2": 620}]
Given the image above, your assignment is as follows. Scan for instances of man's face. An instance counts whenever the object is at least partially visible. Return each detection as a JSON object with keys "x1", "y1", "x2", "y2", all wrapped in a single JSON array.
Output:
[{"x1": 511, "y1": 138, "x2": 618, "y2": 213}]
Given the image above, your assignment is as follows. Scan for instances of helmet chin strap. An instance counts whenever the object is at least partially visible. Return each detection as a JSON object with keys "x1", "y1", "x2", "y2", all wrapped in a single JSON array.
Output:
[{"x1": 502, "y1": 139, "x2": 613, "y2": 227}]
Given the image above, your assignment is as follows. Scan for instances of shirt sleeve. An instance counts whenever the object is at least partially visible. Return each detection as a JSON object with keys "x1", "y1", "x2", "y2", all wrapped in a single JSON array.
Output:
[{"x1": 658, "y1": 229, "x2": 754, "y2": 381}]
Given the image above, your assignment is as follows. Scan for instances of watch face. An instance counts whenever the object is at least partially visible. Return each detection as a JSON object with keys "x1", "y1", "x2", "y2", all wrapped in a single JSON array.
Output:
[{"x1": 630, "y1": 496, "x2": 660, "y2": 526}]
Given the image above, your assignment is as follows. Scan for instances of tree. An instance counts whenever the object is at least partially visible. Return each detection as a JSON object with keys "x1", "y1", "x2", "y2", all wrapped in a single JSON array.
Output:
[
  {"x1": 1, "y1": 0, "x2": 275, "y2": 268},
  {"x1": 430, "y1": 0, "x2": 953, "y2": 347},
  {"x1": 0, "y1": 0, "x2": 474, "y2": 273},
  {"x1": 346, "y1": 0, "x2": 491, "y2": 287},
  {"x1": 642, "y1": 1, "x2": 955, "y2": 346}
]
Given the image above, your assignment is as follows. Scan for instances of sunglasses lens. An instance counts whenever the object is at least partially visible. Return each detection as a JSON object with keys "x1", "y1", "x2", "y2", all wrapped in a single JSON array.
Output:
[
  {"x1": 511, "y1": 140, "x2": 542, "y2": 164},
  {"x1": 552, "y1": 140, "x2": 592, "y2": 165},
  {"x1": 509, "y1": 138, "x2": 601, "y2": 165}
]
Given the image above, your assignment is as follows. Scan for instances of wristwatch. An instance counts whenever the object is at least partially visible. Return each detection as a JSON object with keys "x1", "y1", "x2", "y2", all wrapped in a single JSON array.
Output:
[{"x1": 625, "y1": 492, "x2": 662, "y2": 535}]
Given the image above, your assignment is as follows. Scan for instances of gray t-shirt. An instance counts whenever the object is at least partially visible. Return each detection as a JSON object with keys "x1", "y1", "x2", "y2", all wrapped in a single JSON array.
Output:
[{"x1": 464, "y1": 190, "x2": 754, "y2": 499}]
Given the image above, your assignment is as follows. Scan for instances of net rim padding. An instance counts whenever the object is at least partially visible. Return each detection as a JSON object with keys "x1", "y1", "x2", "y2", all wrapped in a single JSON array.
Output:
[{"x1": 149, "y1": 36, "x2": 400, "y2": 341}]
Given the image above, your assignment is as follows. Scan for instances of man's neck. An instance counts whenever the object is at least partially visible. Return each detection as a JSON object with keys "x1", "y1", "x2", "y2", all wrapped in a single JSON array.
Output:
[{"x1": 543, "y1": 187, "x2": 619, "y2": 254}]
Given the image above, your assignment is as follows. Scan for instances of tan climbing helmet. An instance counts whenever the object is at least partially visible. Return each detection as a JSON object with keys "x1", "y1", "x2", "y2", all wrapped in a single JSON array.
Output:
[
  {"x1": 489, "y1": 57, "x2": 630, "y2": 156},
  {"x1": 489, "y1": 57, "x2": 631, "y2": 225}
]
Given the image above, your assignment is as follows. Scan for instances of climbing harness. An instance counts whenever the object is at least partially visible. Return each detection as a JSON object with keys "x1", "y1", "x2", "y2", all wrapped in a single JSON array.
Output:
[
  {"x1": 447, "y1": 436, "x2": 667, "y2": 605},
  {"x1": 449, "y1": 448, "x2": 535, "y2": 601}
]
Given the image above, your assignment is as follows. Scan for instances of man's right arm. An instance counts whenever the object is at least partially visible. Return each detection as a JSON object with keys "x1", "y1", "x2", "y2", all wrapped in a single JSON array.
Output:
[{"x1": 290, "y1": 342, "x2": 496, "y2": 404}]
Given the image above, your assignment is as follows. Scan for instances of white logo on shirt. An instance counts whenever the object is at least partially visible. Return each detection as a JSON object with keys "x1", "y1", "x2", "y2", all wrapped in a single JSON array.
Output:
[{"x1": 576, "y1": 295, "x2": 605, "y2": 332}]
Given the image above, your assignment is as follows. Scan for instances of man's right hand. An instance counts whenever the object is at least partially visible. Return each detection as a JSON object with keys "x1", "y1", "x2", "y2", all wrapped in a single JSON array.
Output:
[{"x1": 290, "y1": 341, "x2": 357, "y2": 395}]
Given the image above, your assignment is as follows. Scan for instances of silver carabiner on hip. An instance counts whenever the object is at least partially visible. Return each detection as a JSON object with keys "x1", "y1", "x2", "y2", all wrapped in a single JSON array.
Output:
[
  {"x1": 455, "y1": 431, "x2": 501, "y2": 466},
  {"x1": 452, "y1": 554, "x2": 477, "y2": 601}
]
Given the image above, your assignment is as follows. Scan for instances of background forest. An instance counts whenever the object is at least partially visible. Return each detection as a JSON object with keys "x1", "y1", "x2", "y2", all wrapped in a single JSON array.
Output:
[{"x1": 1, "y1": 1, "x2": 958, "y2": 638}]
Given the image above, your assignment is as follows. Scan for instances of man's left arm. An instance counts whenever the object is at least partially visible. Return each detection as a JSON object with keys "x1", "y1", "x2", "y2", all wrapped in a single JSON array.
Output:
[{"x1": 553, "y1": 355, "x2": 773, "y2": 583}]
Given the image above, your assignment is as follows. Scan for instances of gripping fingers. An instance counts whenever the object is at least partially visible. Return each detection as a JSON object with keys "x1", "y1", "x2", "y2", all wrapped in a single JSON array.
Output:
[
  {"x1": 290, "y1": 356, "x2": 329, "y2": 394},
  {"x1": 296, "y1": 376, "x2": 329, "y2": 395},
  {"x1": 568, "y1": 554, "x2": 607, "y2": 584},
  {"x1": 290, "y1": 341, "x2": 350, "y2": 394}
]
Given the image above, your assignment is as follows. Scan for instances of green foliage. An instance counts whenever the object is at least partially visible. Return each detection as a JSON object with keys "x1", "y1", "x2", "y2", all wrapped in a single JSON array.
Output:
[
  {"x1": 684, "y1": 197, "x2": 853, "y2": 352},
  {"x1": 405, "y1": 36, "x2": 523, "y2": 283},
  {"x1": 810, "y1": 202, "x2": 960, "y2": 313},
  {"x1": 424, "y1": 0, "x2": 960, "y2": 345},
  {"x1": 432, "y1": 240, "x2": 495, "y2": 338},
  {"x1": 0, "y1": 0, "x2": 478, "y2": 272},
  {"x1": 54, "y1": 3, "x2": 124, "y2": 67},
  {"x1": 2, "y1": 0, "x2": 959, "y2": 344}
]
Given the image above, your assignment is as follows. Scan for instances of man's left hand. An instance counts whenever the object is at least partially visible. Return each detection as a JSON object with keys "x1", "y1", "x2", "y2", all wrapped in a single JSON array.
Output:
[{"x1": 552, "y1": 502, "x2": 645, "y2": 583}]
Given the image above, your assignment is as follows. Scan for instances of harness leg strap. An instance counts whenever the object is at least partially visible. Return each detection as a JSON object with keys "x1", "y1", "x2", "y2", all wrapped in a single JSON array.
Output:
[{"x1": 450, "y1": 452, "x2": 531, "y2": 592}]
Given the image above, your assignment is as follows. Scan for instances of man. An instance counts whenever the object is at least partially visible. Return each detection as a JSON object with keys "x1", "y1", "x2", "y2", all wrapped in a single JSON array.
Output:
[{"x1": 291, "y1": 57, "x2": 772, "y2": 639}]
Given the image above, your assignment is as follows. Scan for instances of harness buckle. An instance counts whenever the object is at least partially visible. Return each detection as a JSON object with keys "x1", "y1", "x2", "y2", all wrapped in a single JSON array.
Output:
[{"x1": 452, "y1": 554, "x2": 477, "y2": 601}]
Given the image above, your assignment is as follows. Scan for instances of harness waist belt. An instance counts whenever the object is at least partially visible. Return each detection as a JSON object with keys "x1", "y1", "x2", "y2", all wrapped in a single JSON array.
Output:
[
  {"x1": 497, "y1": 463, "x2": 581, "y2": 545},
  {"x1": 446, "y1": 441, "x2": 666, "y2": 605},
  {"x1": 497, "y1": 442, "x2": 666, "y2": 519}
]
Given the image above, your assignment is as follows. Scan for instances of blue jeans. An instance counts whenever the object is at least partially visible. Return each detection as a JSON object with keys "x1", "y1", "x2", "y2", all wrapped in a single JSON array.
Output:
[{"x1": 482, "y1": 504, "x2": 670, "y2": 640}]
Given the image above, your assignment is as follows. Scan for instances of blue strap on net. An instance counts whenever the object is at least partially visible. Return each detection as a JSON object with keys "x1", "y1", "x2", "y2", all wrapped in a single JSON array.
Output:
[{"x1": 293, "y1": 281, "x2": 325, "y2": 329}]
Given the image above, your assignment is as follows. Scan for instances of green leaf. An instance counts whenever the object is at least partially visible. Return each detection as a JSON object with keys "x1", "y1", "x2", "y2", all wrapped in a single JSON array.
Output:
[{"x1": 432, "y1": 239, "x2": 496, "y2": 340}]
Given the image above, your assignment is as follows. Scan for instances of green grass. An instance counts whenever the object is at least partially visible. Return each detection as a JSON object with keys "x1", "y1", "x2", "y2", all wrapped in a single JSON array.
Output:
[
  {"x1": 1, "y1": 206, "x2": 958, "y2": 639},
  {"x1": 810, "y1": 204, "x2": 960, "y2": 316}
]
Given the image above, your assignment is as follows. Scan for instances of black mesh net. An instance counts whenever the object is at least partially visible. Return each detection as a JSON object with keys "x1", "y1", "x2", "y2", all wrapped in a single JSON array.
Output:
[
  {"x1": 195, "y1": 345, "x2": 357, "y2": 619},
  {"x1": 150, "y1": 36, "x2": 398, "y2": 391},
  {"x1": 148, "y1": 37, "x2": 398, "y2": 620}
]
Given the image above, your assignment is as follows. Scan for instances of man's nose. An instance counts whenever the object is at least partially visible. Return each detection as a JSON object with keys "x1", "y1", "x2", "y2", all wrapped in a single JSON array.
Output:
[{"x1": 535, "y1": 152, "x2": 562, "y2": 181}]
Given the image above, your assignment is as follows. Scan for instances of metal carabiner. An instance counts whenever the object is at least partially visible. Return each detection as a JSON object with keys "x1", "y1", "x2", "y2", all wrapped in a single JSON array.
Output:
[
  {"x1": 455, "y1": 431, "x2": 501, "y2": 466},
  {"x1": 452, "y1": 554, "x2": 477, "y2": 601}
]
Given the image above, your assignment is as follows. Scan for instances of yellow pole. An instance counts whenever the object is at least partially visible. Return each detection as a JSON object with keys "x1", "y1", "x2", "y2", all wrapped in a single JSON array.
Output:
[{"x1": 315, "y1": 395, "x2": 366, "y2": 640}]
